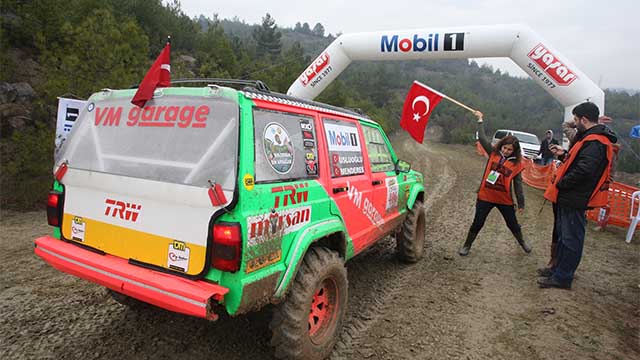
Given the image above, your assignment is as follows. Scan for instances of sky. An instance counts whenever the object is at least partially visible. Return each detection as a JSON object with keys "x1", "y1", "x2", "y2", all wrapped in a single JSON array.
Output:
[{"x1": 179, "y1": 0, "x2": 639, "y2": 90}]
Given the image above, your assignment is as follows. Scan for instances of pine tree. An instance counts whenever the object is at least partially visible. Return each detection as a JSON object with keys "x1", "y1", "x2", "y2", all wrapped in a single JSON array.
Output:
[
  {"x1": 312, "y1": 23, "x2": 325, "y2": 37},
  {"x1": 252, "y1": 13, "x2": 282, "y2": 58}
]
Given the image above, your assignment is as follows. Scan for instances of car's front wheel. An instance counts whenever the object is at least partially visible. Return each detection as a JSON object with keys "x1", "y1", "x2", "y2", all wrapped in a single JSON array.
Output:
[{"x1": 396, "y1": 199, "x2": 426, "y2": 263}]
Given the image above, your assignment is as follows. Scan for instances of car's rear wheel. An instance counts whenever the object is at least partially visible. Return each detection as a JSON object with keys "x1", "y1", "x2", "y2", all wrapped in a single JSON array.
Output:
[
  {"x1": 396, "y1": 199, "x2": 426, "y2": 263},
  {"x1": 270, "y1": 247, "x2": 347, "y2": 360}
]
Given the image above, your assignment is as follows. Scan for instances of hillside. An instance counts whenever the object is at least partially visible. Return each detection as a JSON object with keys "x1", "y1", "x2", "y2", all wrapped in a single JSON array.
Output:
[{"x1": 0, "y1": 0, "x2": 638, "y2": 210}]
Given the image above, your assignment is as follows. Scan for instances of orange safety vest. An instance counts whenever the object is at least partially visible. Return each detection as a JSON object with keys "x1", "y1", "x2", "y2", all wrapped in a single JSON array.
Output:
[
  {"x1": 543, "y1": 134, "x2": 613, "y2": 208},
  {"x1": 477, "y1": 152, "x2": 524, "y2": 205}
]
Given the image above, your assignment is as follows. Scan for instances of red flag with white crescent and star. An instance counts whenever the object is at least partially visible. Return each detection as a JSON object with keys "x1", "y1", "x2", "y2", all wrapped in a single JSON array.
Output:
[
  {"x1": 131, "y1": 41, "x2": 171, "y2": 108},
  {"x1": 400, "y1": 81, "x2": 444, "y2": 143}
]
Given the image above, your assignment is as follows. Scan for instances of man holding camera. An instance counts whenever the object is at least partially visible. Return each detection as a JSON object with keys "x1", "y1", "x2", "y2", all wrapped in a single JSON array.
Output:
[{"x1": 538, "y1": 102, "x2": 617, "y2": 290}]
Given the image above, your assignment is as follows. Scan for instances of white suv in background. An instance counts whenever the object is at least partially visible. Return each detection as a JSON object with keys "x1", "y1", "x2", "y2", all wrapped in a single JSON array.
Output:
[{"x1": 491, "y1": 129, "x2": 541, "y2": 159}]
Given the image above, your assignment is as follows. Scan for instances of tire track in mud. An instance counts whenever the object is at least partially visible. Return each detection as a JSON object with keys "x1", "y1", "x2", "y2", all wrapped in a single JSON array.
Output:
[{"x1": 331, "y1": 138, "x2": 457, "y2": 359}]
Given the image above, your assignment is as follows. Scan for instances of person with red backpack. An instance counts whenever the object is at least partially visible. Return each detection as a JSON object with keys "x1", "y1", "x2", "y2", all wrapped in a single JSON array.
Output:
[
  {"x1": 459, "y1": 111, "x2": 531, "y2": 256},
  {"x1": 538, "y1": 102, "x2": 617, "y2": 289}
]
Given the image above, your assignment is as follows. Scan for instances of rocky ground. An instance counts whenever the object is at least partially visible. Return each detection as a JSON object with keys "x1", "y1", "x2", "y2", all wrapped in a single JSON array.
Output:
[{"x1": 1, "y1": 134, "x2": 638, "y2": 359}]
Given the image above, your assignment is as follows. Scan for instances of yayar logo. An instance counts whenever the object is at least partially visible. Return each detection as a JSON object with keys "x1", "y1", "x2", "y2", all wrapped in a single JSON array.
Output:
[
  {"x1": 299, "y1": 52, "x2": 330, "y2": 86},
  {"x1": 528, "y1": 44, "x2": 577, "y2": 86}
]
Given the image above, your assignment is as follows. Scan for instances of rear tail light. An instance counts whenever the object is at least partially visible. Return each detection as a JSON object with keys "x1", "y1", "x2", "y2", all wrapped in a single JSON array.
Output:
[
  {"x1": 212, "y1": 223, "x2": 241, "y2": 272},
  {"x1": 47, "y1": 191, "x2": 63, "y2": 226}
]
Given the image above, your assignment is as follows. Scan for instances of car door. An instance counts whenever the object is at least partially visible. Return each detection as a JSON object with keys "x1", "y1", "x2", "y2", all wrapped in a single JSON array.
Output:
[
  {"x1": 320, "y1": 116, "x2": 376, "y2": 254},
  {"x1": 361, "y1": 123, "x2": 404, "y2": 235}
]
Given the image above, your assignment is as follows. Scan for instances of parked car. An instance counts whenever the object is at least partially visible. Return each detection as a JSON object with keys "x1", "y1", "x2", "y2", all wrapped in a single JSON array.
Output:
[
  {"x1": 491, "y1": 129, "x2": 540, "y2": 159},
  {"x1": 35, "y1": 81, "x2": 426, "y2": 360}
]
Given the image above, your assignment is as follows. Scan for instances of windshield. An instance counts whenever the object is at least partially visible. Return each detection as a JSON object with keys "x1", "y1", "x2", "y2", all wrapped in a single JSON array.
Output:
[
  {"x1": 56, "y1": 94, "x2": 239, "y2": 190},
  {"x1": 494, "y1": 130, "x2": 508, "y2": 139},
  {"x1": 513, "y1": 133, "x2": 540, "y2": 145}
]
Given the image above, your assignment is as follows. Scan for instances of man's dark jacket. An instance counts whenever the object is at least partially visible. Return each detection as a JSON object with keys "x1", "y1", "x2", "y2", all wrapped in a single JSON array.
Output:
[
  {"x1": 556, "y1": 125, "x2": 617, "y2": 210},
  {"x1": 539, "y1": 137, "x2": 559, "y2": 159}
]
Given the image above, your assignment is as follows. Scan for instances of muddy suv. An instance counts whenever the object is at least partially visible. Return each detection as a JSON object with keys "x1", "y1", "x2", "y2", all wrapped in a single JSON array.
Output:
[{"x1": 35, "y1": 83, "x2": 426, "y2": 359}]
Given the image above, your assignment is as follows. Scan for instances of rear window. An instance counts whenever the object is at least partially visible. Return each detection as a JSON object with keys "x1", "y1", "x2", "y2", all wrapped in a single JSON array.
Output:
[
  {"x1": 253, "y1": 108, "x2": 319, "y2": 183},
  {"x1": 56, "y1": 94, "x2": 239, "y2": 190}
]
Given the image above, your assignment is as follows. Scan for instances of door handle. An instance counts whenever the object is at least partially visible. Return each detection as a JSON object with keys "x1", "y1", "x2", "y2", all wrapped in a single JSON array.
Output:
[
  {"x1": 333, "y1": 186, "x2": 349, "y2": 194},
  {"x1": 372, "y1": 180, "x2": 383, "y2": 186}
]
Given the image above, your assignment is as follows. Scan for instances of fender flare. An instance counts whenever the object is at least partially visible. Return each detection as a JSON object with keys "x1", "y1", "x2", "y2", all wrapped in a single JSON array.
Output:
[
  {"x1": 273, "y1": 217, "x2": 346, "y2": 298},
  {"x1": 407, "y1": 184, "x2": 425, "y2": 210}
]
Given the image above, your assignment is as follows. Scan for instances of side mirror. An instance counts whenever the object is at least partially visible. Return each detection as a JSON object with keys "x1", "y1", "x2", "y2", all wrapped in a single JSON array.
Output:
[{"x1": 395, "y1": 159, "x2": 411, "y2": 174}]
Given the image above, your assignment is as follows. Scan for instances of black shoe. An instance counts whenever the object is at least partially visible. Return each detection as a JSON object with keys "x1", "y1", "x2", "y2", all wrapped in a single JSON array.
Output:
[
  {"x1": 459, "y1": 230, "x2": 478, "y2": 257},
  {"x1": 514, "y1": 231, "x2": 532, "y2": 254},
  {"x1": 537, "y1": 267, "x2": 554, "y2": 277},
  {"x1": 537, "y1": 276, "x2": 571, "y2": 290}
]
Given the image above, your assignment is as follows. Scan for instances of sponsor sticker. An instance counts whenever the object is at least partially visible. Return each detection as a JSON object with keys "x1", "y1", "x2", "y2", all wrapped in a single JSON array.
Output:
[
  {"x1": 247, "y1": 206, "x2": 312, "y2": 246},
  {"x1": 272, "y1": 182, "x2": 309, "y2": 208},
  {"x1": 263, "y1": 122, "x2": 294, "y2": 174},
  {"x1": 246, "y1": 250, "x2": 282, "y2": 273},
  {"x1": 324, "y1": 123, "x2": 361, "y2": 152},
  {"x1": 71, "y1": 216, "x2": 86, "y2": 242},
  {"x1": 94, "y1": 104, "x2": 210, "y2": 129},
  {"x1": 167, "y1": 240, "x2": 190, "y2": 272},
  {"x1": 300, "y1": 120, "x2": 313, "y2": 132},
  {"x1": 104, "y1": 198, "x2": 142, "y2": 222},
  {"x1": 243, "y1": 173, "x2": 255, "y2": 191},
  {"x1": 346, "y1": 181, "x2": 384, "y2": 228},
  {"x1": 306, "y1": 160, "x2": 318, "y2": 175},
  {"x1": 385, "y1": 177, "x2": 399, "y2": 212},
  {"x1": 330, "y1": 151, "x2": 364, "y2": 177},
  {"x1": 325, "y1": 121, "x2": 364, "y2": 177}
]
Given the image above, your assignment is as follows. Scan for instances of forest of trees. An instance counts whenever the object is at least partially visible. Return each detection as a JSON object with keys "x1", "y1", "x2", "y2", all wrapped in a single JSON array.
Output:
[{"x1": 0, "y1": 0, "x2": 638, "y2": 209}]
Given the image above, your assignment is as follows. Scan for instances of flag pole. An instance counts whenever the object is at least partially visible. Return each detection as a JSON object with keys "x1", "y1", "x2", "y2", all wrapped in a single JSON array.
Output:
[{"x1": 414, "y1": 80, "x2": 477, "y2": 113}]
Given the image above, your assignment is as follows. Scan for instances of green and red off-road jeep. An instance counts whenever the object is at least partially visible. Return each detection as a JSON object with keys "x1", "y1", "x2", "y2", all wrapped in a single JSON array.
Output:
[{"x1": 35, "y1": 82, "x2": 425, "y2": 359}]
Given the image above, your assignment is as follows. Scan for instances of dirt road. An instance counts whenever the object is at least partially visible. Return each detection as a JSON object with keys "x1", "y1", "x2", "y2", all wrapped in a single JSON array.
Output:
[{"x1": 1, "y1": 134, "x2": 638, "y2": 359}]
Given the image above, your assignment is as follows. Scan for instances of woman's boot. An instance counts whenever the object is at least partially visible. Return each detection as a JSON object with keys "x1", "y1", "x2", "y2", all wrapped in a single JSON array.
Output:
[
  {"x1": 459, "y1": 230, "x2": 478, "y2": 256},
  {"x1": 514, "y1": 230, "x2": 532, "y2": 253}
]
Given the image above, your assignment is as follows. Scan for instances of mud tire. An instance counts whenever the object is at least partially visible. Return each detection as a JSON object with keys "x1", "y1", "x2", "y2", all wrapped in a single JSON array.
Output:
[
  {"x1": 396, "y1": 199, "x2": 426, "y2": 263},
  {"x1": 270, "y1": 247, "x2": 348, "y2": 360}
]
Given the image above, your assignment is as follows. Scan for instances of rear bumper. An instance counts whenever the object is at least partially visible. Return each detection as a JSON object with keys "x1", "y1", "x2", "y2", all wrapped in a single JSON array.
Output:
[{"x1": 34, "y1": 236, "x2": 228, "y2": 320}]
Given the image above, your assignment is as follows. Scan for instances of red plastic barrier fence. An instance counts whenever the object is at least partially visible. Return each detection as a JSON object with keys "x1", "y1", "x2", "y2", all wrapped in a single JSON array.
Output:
[
  {"x1": 521, "y1": 158, "x2": 556, "y2": 190},
  {"x1": 586, "y1": 182, "x2": 640, "y2": 229}
]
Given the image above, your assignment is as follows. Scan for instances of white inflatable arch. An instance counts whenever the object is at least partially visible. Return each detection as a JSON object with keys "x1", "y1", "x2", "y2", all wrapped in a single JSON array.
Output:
[{"x1": 287, "y1": 24, "x2": 604, "y2": 122}]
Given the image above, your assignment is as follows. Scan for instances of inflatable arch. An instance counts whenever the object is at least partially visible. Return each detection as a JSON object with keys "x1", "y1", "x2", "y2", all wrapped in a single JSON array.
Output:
[{"x1": 287, "y1": 24, "x2": 605, "y2": 123}]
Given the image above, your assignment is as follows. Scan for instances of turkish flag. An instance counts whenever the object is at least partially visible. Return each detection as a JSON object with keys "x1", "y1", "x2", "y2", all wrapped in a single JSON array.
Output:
[
  {"x1": 131, "y1": 42, "x2": 171, "y2": 108},
  {"x1": 400, "y1": 81, "x2": 443, "y2": 143}
]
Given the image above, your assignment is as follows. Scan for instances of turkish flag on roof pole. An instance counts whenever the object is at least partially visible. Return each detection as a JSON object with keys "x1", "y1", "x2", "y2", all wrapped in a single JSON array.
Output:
[
  {"x1": 400, "y1": 81, "x2": 444, "y2": 143},
  {"x1": 131, "y1": 39, "x2": 171, "y2": 108}
]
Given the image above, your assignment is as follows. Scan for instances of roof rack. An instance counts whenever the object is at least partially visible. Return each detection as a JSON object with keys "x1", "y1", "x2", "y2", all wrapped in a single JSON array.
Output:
[
  {"x1": 242, "y1": 88, "x2": 373, "y2": 122},
  {"x1": 170, "y1": 78, "x2": 270, "y2": 92}
]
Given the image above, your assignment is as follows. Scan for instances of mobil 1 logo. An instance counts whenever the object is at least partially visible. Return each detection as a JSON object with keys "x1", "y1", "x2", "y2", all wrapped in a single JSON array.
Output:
[{"x1": 444, "y1": 33, "x2": 465, "y2": 51}]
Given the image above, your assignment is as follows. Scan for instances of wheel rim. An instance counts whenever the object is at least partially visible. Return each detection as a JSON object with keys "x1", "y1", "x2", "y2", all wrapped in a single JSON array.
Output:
[{"x1": 308, "y1": 277, "x2": 339, "y2": 343}]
